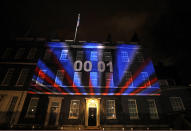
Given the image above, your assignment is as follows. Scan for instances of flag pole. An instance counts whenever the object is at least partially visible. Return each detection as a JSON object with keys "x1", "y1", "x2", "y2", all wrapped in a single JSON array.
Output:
[{"x1": 74, "y1": 13, "x2": 80, "y2": 43}]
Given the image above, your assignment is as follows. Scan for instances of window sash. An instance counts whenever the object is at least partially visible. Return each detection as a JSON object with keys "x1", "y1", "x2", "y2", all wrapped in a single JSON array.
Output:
[
  {"x1": 1, "y1": 68, "x2": 15, "y2": 86},
  {"x1": 55, "y1": 70, "x2": 64, "y2": 86},
  {"x1": 26, "y1": 98, "x2": 39, "y2": 118},
  {"x1": 69, "y1": 100, "x2": 80, "y2": 119},
  {"x1": 169, "y1": 97, "x2": 185, "y2": 111},
  {"x1": 16, "y1": 69, "x2": 29, "y2": 86},
  {"x1": 128, "y1": 99, "x2": 139, "y2": 119},
  {"x1": 106, "y1": 100, "x2": 116, "y2": 119},
  {"x1": 148, "y1": 99, "x2": 159, "y2": 119},
  {"x1": 60, "y1": 50, "x2": 68, "y2": 60},
  {"x1": 73, "y1": 72, "x2": 82, "y2": 86}
]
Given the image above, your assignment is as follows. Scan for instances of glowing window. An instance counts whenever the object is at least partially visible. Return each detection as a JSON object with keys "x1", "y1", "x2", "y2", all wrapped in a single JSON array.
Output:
[
  {"x1": 103, "y1": 52, "x2": 112, "y2": 61},
  {"x1": 69, "y1": 100, "x2": 80, "y2": 119},
  {"x1": 90, "y1": 72, "x2": 98, "y2": 87},
  {"x1": 55, "y1": 70, "x2": 64, "y2": 86},
  {"x1": 16, "y1": 69, "x2": 29, "y2": 86},
  {"x1": 106, "y1": 100, "x2": 116, "y2": 119},
  {"x1": 141, "y1": 72, "x2": 151, "y2": 87},
  {"x1": 76, "y1": 51, "x2": 84, "y2": 60},
  {"x1": 60, "y1": 50, "x2": 68, "y2": 60},
  {"x1": 14, "y1": 48, "x2": 25, "y2": 59},
  {"x1": 125, "y1": 72, "x2": 134, "y2": 87},
  {"x1": 90, "y1": 51, "x2": 98, "y2": 61},
  {"x1": 121, "y1": 51, "x2": 129, "y2": 62},
  {"x1": 73, "y1": 72, "x2": 82, "y2": 86},
  {"x1": 26, "y1": 98, "x2": 39, "y2": 118},
  {"x1": 1, "y1": 68, "x2": 15, "y2": 86},
  {"x1": 128, "y1": 99, "x2": 139, "y2": 120},
  {"x1": 27, "y1": 48, "x2": 37, "y2": 59},
  {"x1": 147, "y1": 99, "x2": 159, "y2": 119},
  {"x1": 169, "y1": 97, "x2": 185, "y2": 111},
  {"x1": 36, "y1": 70, "x2": 47, "y2": 85}
]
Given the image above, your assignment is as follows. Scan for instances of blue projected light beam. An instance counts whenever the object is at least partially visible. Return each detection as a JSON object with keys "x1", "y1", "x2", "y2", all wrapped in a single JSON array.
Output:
[{"x1": 29, "y1": 42, "x2": 160, "y2": 95}]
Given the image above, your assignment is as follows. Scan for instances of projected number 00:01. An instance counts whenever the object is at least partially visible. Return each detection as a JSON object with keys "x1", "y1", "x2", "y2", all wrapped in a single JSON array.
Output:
[{"x1": 74, "y1": 60, "x2": 113, "y2": 72}]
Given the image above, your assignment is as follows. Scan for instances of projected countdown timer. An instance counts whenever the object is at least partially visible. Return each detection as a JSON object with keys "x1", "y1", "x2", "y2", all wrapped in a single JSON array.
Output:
[
  {"x1": 29, "y1": 42, "x2": 160, "y2": 96},
  {"x1": 74, "y1": 61, "x2": 113, "y2": 72}
]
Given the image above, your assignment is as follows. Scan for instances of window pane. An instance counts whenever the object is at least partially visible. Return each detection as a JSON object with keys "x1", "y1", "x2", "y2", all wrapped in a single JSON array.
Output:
[
  {"x1": 14, "y1": 48, "x2": 25, "y2": 59},
  {"x1": 121, "y1": 51, "x2": 129, "y2": 62},
  {"x1": 76, "y1": 51, "x2": 83, "y2": 60},
  {"x1": 26, "y1": 98, "x2": 39, "y2": 118},
  {"x1": 27, "y1": 48, "x2": 37, "y2": 59},
  {"x1": 90, "y1": 51, "x2": 98, "y2": 61},
  {"x1": 73, "y1": 72, "x2": 82, "y2": 86},
  {"x1": 169, "y1": 97, "x2": 185, "y2": 111},
  {"x1": 106, "y1": 100, "x2": 116, "y2": 119},
  {"x1": 60, "y1": 50, "x2": 68, "y2": 60},
  {"x1": 16, "y1": 69, "x2": 29, "y2": 86},
  {"x1": 55, "y1": 70, "x2": 64, "y2": 86},
  {"x1": 1, "y1": 68, "x2": 15, "y2": 86},
  {"x1": 90, "y1": 72, "x2": 98, "y2": 87},
  {"x1": 69, "y1": 100, "x2": 80, "y2": 119},
  {"x1": 128, "y1": 99, "x2": 139, "y2": 119},
  {"x1": 148, "y1": 99, "x2": 159, "y2": 119}
]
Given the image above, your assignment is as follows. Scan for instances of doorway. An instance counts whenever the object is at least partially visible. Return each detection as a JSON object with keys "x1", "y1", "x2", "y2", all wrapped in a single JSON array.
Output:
[{"x1": 85, "y1": 98, "x2": 101, "y2": 128}]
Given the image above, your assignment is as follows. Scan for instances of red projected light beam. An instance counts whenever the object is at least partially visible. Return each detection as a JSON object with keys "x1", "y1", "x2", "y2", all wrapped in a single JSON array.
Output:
[
  {"x1": 115, "y1": 58, "x2": 151, "y2": 95},
  {"x1": 129, "y1": 77, "x2": 158, "y2": 95}
]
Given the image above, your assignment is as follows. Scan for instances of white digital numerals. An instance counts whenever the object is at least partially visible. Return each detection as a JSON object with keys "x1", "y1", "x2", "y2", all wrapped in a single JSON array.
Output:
[{"x1": 74, "y1": 60, "x2": 113, "y2": 72}]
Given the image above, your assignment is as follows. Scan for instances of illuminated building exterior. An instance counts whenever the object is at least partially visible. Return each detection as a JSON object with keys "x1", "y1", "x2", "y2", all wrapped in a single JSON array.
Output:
[{"x1": 0, "y1": 37, "x2": 190, "y2": 130}]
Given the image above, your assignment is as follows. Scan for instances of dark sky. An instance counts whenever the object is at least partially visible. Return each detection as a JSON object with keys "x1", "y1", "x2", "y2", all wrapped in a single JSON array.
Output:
[{"x1": 2, "y1": 0, "x2": 191, "y2": 84}]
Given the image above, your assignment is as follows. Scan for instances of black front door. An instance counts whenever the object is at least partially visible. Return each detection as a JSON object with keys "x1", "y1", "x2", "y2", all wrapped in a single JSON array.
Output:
[{"x1": 88, "y1": 108, "x2": 97, "y2": 126}]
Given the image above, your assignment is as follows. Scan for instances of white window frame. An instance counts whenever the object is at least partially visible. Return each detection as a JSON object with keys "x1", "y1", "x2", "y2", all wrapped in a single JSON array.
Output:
[
  {"x1": 169, "y1": 97, "x2": 185, "y2": 111},
  {"x1": 73, "y1": 72, "x2": 82, "y2": 86},
  {"x1": 128, "y1": 99, "x2": 139, "y2": 120},
  {"x1": 121, "y1": 51, "x2": 129, "y2": 62},
  {"x1": 1, "y1": 68, "x2": 15, "y2": 86},
  {"x1": 54, "y1": 70, "x2": 64, "y2": 86},
  {"x1": 16, "y1": 69, "x2": 29, "y2": 86},
  {"x1": 68, "y1": 100, "x2": 80, "y2": 119},
  {"x1": 106, "y1": 100, "x2": 116, "y2": 119},
  {"x1": 60, "y1": 49, "x2": 68, "y2": 60},
  {"x1": 147, "y1": 99, "x2": 159, "y2": 119},
  {"x1": 141, "y1": 72, "x2": 151, "y2": 87},
  {"x1": 25, "y1": 97, "x2": 39, "y2": 118},
  {"x1": 90, "y1": 51, "x2": 98, "y2": 61}
]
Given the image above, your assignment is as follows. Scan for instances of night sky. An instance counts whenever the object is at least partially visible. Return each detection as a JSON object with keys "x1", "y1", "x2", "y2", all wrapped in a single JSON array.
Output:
[{"x1": 2, "y1": 0, "x2": 191, "y2": 85}]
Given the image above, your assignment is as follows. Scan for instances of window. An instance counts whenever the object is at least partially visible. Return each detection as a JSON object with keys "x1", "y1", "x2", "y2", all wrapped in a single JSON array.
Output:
[
  {"x1": 16, "y1": 69, "x2": 29, "y2": 86},
  {"x1": 106, "y1": 100, "x2": 116, "y2": 119},
  {"x1": 169, "y1": 97, "x2": 185, "y2": 111},
  {"x1": 26, "y1": 98, "x2": 39, "y2": 118},
  {"x1": 1, "y1": 48, "x2": 12, "y2": 59},
  {"x1": 69, "y1": 100, "x2": 80, "y2": 119},
  {"x1": 158, "y1": 80, "x2": 169, "y2": 87},
  {"x1": 1, "y1": 68, "x2": 15, "y2": 86},
  {"x1": 6, "y1": 96, "x2": 18, "y2": 119},
  {"x1": 73, "y1": 72, "x2": 82, "y2": 86},
  {"x1": 90, "y1": 51, "x2": 98, "y2": 61},
  {"x1": 147, "y1": 99, "x2": 159, "y2": 119},
  {"x1": 55, "y1": 70, "x2": 64, "y2": 86},
  {"x1": 60, "y1": 50, "x2": 68, "y2": 60},
  {"x1": 90, "y1": 72, "x2": 98, "y2": 87},
  {"x1": 125, "y1": 72, "x2": 134, "y2": 87},
  {"x1": 36, "y1": 70, "x2": 47, "y2": 85},
  {"x1": 76, "y1": 51, "x2": 83, "y2": 60},
  {"x1": 105, "y1": 72, "x2": 114, "y2": 86},
  {"x1": 121, "y1": 51, "x2": 129, "y2": 62},
  {"x1": 27, "y1": 48, "x2": 37, "y2": 59},
  {"x1": 141, "y1": 72, "x2": 151, "y2": 87},
  {"x1": 135, "y1": 52, "x2": 144, "y2": 62},
  {"x1": 128, "y1": 99, "x2": 139, "y2": 119},
  {"x1": 14, "y1": 48, "x2": 25, "y2": 59},
  {"x1": 103, "y1": 52, "x2": 112, "y2": 61},
  {"x1": 43, "y1": 49, "x2": 51, "y2": 60}
]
